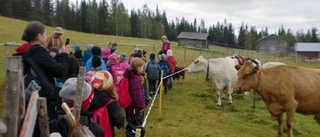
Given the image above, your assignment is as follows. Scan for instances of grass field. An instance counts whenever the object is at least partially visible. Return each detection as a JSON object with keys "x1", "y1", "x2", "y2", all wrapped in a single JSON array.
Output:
[{"x1": 1, "y1": 16, "x2": 320, "y2": 137}]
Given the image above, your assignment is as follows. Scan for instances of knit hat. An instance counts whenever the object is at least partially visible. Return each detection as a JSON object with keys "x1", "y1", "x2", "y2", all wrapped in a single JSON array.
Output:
[
  {"x1": 74, "y1": 44, "x2": 80, "y2": 52},
  {"x1": 167, "y1": 49, "x2": 173, "y2": 56},
  {"x1": 54, "y1": 27, "x2": 64, "y2": 34},
  {"x1": 149, "y1": 53, "x2": 156, "y2": 60},
  {"x1": 92, "y1": 56, "x2": 102, "y2": 68},
  {"x1": 102, "y1": 48, "x2": 111, "y2": 59},
  {"x1": 160, "y1": 53, "x2": 167, "y2": 61},
  {"x1": 87, "y1": 44, "x2": 94, "y2": 50},
  {"x1": 119, "y1": 53, "x2": 127, "y2": 62},
  {"x1": 107, "y1": 53, "x2": 118, "y2": 65},
  {"x1": 91, "y1": 46, "x2": 102, "y2": 56},
  {"x1": 59, "y1": 78, "x2": 94, "y2": 109},
  {"x1": 90, "y1": 71, "x2": 114, "y2": 92}
]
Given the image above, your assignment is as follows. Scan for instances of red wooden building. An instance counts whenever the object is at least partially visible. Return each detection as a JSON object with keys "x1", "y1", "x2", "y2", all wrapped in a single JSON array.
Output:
[{"x1": 295, "y1": 43, "x2": 320, "y2": 58}]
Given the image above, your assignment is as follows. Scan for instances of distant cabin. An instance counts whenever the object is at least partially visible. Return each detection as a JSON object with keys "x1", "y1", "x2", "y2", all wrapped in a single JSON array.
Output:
[
  {"x1": 295, "y1": 43, "x2": 320, "y2": 58},
  {"x1": 256, "y1": 34, "x2": 289, "y2": 54},
  {"x1": 177, "y1": 32, "x2": 209, "y2": 49}
]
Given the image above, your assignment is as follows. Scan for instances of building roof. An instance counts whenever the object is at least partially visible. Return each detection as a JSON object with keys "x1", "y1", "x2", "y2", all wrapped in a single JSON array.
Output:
[
  {"x1": 257, "y1": 34, "x2": 286, "y2": 42},
  {"x1": 177, "y1": 32, "x2": 209, "y2": 40},
  {"x1": 295, "y1": 43, "x2": 320, "y2": 52}
]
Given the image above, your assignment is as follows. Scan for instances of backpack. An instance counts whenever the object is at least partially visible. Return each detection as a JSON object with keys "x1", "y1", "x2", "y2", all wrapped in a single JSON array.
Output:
[
  {"x1": 111, "y1": 64, "x2": 126, "y2": 85},
  {"x1": 91, "y1": 99, "x2": 114, "y2": 137},
  {"x1": 23, "y1": 52, "x2": 55, "y2": 103},
  {"x1": 116, "y1": 76, "x2": 132, "y2": 108},
  {"x1": 146, "y1": 61, "x2": 159, "y2": 81}
]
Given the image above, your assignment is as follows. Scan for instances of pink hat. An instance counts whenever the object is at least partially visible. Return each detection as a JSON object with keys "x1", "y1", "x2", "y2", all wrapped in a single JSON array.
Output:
[
  {"x1": 107, "y1": 53, "x2": 119, "y2": 65},
  {"x1": 102, "y1": 49, "x2": 111, "y2": 59}
]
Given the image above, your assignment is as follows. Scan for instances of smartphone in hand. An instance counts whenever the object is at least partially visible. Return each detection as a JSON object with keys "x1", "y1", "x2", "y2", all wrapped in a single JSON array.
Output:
[{"x1": 65, "y1": 38, "x2": 70, "y2": 45}]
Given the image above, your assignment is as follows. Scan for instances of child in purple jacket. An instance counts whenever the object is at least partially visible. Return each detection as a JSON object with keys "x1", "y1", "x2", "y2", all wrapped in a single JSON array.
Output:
[{"x1": 123, "y1": 57, "x2": 146, "y2": 137}]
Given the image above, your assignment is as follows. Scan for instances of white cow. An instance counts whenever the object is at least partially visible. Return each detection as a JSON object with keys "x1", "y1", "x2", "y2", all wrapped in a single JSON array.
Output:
[
  {"x1": 187, "y1": 55, "x2": 239, "y2": 106},
  {"x1": 261, "y1": 62, "x2": 286, "y2": 69}
]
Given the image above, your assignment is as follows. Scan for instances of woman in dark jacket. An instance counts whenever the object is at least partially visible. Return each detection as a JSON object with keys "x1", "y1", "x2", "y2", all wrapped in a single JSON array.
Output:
[
  {"x1": 21, "y1": 21, "x2": 70, "y2": 119},
  {"x1": 124, "y1": 57, "x2": 146, "y2": 137}
]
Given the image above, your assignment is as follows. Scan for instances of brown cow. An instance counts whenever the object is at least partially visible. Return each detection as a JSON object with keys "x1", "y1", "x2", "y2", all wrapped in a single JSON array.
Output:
[{"x1": 234, "y1": 60, "x2": 320, "y2": 137}]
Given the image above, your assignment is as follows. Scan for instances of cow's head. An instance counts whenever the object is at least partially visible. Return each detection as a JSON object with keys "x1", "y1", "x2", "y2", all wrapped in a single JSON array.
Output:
[
  {"x1": 234, "y1": 60, "x2": 259, "y2": 93},
  {"x1": 231, "y1": 54, "x2": 251, "y2": 66},
  {"x1": 187, "y1": 55, "x2": 206, "y2": 73}
]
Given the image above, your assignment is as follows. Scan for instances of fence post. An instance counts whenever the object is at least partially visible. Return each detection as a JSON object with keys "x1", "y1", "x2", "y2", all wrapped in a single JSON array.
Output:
[
  {"x1": 73, "y1": 67, "x2": 86, "y2": 121},
  {"x1": 184, "y1": 47, "x2": 186, "y2": 62},
  {"x1": 206, "y1": 59, "x2": 210, "y2": 81},
  {"x1": 19, "y1": 91, "x2": 39, "y2": 137},
  {"x1": 37, "y1": 98, "x2": 50, "y2": 137},
  {"x1": 159, "y1": 70, "x2": 164, "y2": 116},
  {"x1": 3, "y1": 56, "x2": 24, "y2": 137}
]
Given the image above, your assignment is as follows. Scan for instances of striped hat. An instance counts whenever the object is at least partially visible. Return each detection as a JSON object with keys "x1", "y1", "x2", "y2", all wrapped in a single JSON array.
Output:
[{"x1": 90, "y1": 71, "x2": 114, "y2": 92}]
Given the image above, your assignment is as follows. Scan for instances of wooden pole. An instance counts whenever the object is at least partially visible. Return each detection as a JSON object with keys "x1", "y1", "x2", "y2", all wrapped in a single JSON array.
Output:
[
  {"x1": 19, "y1": 91, "x2": 39, "y2": 137},
  {"x1": 3, "y1": 57, "x2": 24, "y2": 137},
  {"x1": 135, "y1": 129, "x2": 141, "y2": 137},
  {"x1": 19, "y1": 67, "x2": 26, "y2": 129},
  {"x1": 62, "y1": 103, "x2": 93, "y2": 137},
  {"x1": 184, "y1": 47, "x2": 186, "y2": 62},
  {"x1": 73, "y1": 67, "x2": 85, "y2": 121},
  {"x1": 206, "y1": 59, "x2": 210, "y2": 81},
  {"x1": 159, "y1": 70, "x2": 164, "y2": 116},
  {"x1": 37, "y1": 98, "x2": 50, "y2": 137}
]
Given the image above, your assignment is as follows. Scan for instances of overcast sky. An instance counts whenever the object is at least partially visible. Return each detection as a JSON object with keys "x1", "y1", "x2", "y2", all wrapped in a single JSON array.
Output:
[
  {"x1": 74, "y1": 0, "x2": 320, "y2": 34},
  {"x1": 122, "y1": 0, "x2": 320, "y2": 34}
]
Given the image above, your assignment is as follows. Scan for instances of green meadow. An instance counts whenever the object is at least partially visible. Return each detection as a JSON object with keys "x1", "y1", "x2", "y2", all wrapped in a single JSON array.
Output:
[{"x1": 1, "y1": 16, "x2": 320, "y2": 137}]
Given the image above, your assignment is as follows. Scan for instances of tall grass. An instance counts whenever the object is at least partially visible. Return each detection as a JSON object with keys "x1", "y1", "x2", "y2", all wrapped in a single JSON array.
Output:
[{"x1": 1, "y1": 16, "x2": 320, "y2": 136}]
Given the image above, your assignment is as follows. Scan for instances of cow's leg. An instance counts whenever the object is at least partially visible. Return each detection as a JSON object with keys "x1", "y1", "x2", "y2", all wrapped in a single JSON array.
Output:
[
  {"x1": 226, "y1": 83, "x2": 233, "y2": 104},
  {"x1": 314, "y1": 113, "x2": 320, "y2": 124},
  {"x1": 213, "y1": 80, "x2": 222, "y2": 106},
  {"x1": 267, "y1": 103, "x2": 285, "y2": 137},
  {"x1": 216, "y1": 89, "x2": 222, "y2": 106},
  {"x1": 285, "y1": 100, "x2": 298, "y2": 137},
  {"x1": 276, "y1": 113, "x2": 283, "y2": 137}
]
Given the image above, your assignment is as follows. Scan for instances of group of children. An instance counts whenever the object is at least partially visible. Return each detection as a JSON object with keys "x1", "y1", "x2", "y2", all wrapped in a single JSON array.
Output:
[
  {"x1": 47, "y1": 43, "x2": 152, "y2": 137},
  {"x1": 17, "y1": 21, "x2": 181, "y2": 137},
  {"x1": 146, "y1": 50, "x2": 177, "y2": 96},
  {"x1": 57, "y1": 42, "x2": 178, "y2": 137},
  {"x1": 17, "y1": 21, "x2": 175, "y2": 137}
]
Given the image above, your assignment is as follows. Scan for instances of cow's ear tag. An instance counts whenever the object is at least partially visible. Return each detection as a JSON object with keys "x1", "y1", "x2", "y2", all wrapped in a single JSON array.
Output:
[{"x1": 235, "y1": 65, "x2": 241, "y2": 70}]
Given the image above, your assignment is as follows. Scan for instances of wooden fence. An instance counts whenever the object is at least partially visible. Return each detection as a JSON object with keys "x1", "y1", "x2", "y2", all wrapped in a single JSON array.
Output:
[{"x1": 0, "y1": 55, "x2": 93, "y2": 137}]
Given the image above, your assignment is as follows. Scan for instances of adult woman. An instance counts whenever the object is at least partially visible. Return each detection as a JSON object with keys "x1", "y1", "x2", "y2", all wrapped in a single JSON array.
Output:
[
  {"x1": 158, "y1": 35, "x2": 171, "y2": 55},
  {"x1": 22, "y1": 21, "x2": 70, "y2": 119}
]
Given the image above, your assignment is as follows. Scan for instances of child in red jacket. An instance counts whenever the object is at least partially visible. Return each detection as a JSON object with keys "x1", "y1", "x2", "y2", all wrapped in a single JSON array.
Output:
[{"x1": 166, "y1": 49, "x2": 176, "y2": 89}]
